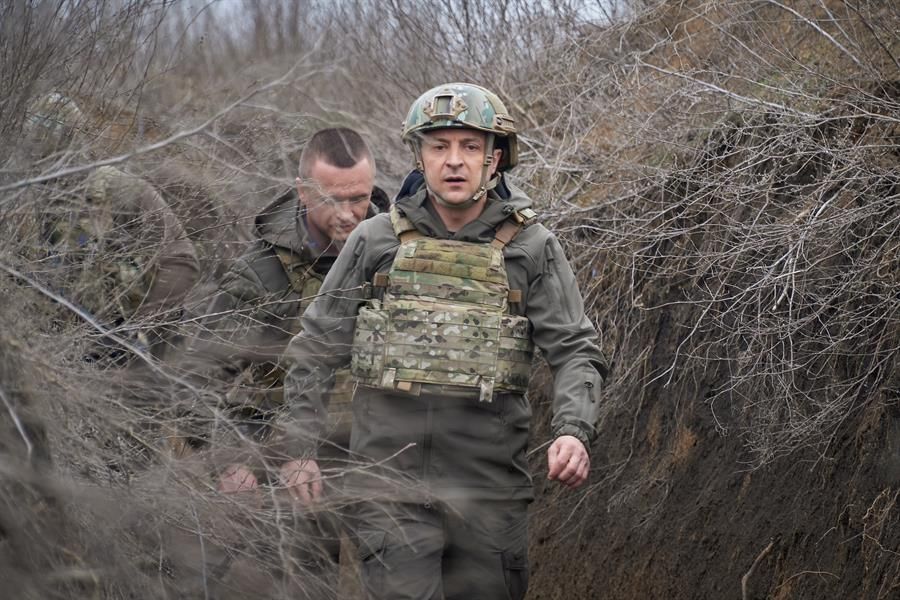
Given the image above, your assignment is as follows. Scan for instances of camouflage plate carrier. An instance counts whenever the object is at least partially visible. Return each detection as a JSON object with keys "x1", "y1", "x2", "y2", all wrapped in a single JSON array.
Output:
[{"x1": 351, "y1": 206, "x2": 536, "y2": 402}]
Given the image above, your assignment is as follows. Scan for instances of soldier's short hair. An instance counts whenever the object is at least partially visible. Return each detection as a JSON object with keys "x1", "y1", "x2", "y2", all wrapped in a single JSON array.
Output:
[{"x1": 298, "y1": 128, "x2": 374, "y2": 178}]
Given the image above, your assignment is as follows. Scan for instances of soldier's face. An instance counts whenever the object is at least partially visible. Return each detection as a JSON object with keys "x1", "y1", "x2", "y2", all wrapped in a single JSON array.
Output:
[
  {"x1": 420, "y1": 129, "x2": 502, "y2": 205},
  {"x1": 297, "y1": 157, "x2": 374, "y2": 245}
]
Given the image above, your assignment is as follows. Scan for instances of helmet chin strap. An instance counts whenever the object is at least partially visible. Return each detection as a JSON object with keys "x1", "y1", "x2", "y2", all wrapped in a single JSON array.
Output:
[{"x1": 417, "y1": 133, "x2": 499, "y2": 210}]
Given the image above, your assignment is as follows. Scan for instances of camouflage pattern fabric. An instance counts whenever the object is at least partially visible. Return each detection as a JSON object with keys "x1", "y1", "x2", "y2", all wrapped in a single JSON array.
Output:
[
  {"x1": 28, "y1": 166, "x2": 200, "y2": 367},
  {"x1": 45, "y1": 214, "x2": 152, "y2": 323},
  {"x1": 401, "y1": 83, "x2": 518, "y2": 171},
  {"x1": 42, "y1": 167, "x2": 199, "y2": 337},
  {"x1": 351, "y1": 206, "x2": 534, "y2": 401}
]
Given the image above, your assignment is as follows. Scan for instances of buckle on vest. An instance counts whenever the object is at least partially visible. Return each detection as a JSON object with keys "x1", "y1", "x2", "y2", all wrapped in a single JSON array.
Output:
[
  {"x1": 479, "y1": 377, "x2": 495, "y2": 403},
  {"x1": 381, "y1": 368, "x2": 396, "y2": 388},
  {"x1": 380, "y1": 369, "x2": 423, "y2": 396}
]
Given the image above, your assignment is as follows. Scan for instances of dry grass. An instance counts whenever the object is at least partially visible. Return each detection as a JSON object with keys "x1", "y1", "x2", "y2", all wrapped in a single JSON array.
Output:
[{"x1": 1, "y1": 0, "x2": 897, "y2": 597}]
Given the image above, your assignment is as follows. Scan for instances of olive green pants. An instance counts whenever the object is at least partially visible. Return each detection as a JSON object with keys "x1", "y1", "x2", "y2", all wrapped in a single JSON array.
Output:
[{"x1": 353, "y1": 499, "x2": 529, "y2": 600}]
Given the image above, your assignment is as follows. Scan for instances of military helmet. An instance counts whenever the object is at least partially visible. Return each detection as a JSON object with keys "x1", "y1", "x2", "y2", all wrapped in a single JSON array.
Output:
[
  {"x1": 401, "y1": 83, "x2": 518, "y2": 171},
  {"x1": 23, "y1": 93, "x2": 86, "y2": 155}
]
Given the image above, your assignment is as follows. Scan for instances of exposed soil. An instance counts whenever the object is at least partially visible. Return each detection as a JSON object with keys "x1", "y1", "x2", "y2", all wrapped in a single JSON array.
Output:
[{"x1": 528, "y1": 369, "x2": 900, "y2": 599}]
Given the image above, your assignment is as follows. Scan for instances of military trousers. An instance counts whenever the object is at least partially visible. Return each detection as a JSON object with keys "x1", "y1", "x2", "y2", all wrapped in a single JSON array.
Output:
[{"x1": 353, "y1": 498, "x2": 529, "y2": 600}]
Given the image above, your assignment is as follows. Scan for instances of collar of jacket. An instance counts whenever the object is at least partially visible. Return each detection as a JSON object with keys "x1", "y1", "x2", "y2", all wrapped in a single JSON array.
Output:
[
  {"x1": 393, "y1": 170, "x2": 534, "y2": 243},
  {"x1": 254, "y1": 186, "x2": 386, "y2": 259}
]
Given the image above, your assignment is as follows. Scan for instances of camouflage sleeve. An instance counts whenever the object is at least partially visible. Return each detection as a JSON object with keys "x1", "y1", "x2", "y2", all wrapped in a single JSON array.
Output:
[
  {"x1": 526, "y1": 232, "x2": 606, "y2": 448},
  {"x1": 280, "y1": 222, "x2": 374, "y2": 454},
  {"x1": 136, "y1": 185, "x2": 199, "y2": 317},
  {"x1": 86, "y1": 166, "x2": 200, "y2": 318}
]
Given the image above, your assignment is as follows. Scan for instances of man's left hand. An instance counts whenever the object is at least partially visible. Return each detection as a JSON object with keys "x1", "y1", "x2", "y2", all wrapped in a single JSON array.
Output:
[{"x1": 547, "y1": 435, "x2": 590, "y2": 488}]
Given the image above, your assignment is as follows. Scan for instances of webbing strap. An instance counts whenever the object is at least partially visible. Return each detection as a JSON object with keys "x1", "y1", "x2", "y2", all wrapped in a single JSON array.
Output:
[
  {"x1": 391, "y1": 205, "x2": 532, "y2": 250},
  {"x1": 491, "y1": 219, "x2": 523, "y2": 249},
  {"x1": 390, "y1": 206, "x2": 424, "y2": 243},
  {"x1": 273, "y1": 248, "x2": 315, "y2": 293}
]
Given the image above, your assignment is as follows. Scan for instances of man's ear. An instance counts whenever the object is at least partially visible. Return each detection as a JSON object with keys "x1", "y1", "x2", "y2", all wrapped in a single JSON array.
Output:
[
  {"x1": 489, "y1": 148, "x2": 503, "y2": 176},
  {"x1": 295, "y1": 177, "x2": 308, "y2": 207}
]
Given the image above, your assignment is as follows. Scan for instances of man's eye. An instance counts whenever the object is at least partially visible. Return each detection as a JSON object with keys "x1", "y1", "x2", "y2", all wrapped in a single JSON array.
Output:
[{"x1": 323, "y1": 196, "x2": 369, "y2": 206}]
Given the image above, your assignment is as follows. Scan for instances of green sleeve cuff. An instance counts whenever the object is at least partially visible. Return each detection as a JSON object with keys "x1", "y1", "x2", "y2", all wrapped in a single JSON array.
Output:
[{"x1": 552, "y1": 423, "x2": 593, "y2": 450}]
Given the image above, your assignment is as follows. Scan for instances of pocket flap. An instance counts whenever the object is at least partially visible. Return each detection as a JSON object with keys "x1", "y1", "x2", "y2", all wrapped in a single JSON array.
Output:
[
  {"x1": 502, "y1": 549, "x2": 527, "y2": 570},
  {"x1": 356, "y1": 530, "x2": 387, "y2": 562}
]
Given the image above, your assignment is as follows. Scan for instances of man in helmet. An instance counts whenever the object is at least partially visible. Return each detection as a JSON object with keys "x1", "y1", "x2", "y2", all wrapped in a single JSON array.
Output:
[{"x1": 280, "y1": 84, "x2": 606, "y2": 599}]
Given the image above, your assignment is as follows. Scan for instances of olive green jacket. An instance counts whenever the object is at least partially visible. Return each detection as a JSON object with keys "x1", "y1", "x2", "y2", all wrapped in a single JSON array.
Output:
[
  {"x1": 283, "y1": 172, "x2": 606, "y2": 501},
  {"x1": 180, "y1": 187, "x2": 387, "y2": 414}
]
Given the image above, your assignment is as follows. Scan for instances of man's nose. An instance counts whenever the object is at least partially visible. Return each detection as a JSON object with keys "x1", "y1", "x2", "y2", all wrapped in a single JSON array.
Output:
[
  {"x1": 446, "y1": 144, "x2": 464, "y2": 166},
  {"x1": 335, "y1": 200, "x2": 356, "y2": 220}
]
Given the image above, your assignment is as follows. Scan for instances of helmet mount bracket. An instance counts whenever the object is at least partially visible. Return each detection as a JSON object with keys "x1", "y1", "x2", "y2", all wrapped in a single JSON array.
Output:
[{"x1": 423, "y1": 93, "x2": 468, "y2": 121}]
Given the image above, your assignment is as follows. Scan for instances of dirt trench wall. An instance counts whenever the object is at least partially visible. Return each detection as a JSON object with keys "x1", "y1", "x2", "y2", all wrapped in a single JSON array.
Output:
[
  {"x1": 529, "y1": 358, "x2": 899, "y2": 599},
  {"x1": 526, "y1": 277, "x2": 899, "y2": 598},
  {"x1": 526, "y1": 84, "x2": 899, "y2": 599}
]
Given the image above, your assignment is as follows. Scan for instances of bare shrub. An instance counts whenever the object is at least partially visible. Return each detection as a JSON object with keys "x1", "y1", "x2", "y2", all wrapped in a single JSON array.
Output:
[
  {"x1": 536, "y1": 0, "x2": 900, "y2": 469},
  {"x1": 1, "y1": 0, "x2": 898, "y2": 597}
]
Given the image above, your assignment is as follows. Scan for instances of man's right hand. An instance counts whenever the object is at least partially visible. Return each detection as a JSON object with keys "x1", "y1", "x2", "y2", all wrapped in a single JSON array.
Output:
[
  {"x1": 217, "y1": 463, "x2": 259, "y2": 493},
  {"x1": 279, "y1": 459, "x2": 323, "y2": 506}
]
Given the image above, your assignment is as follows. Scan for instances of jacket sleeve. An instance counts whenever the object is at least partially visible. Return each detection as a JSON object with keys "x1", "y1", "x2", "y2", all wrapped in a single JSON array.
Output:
[
  {"x1": 280, "y1": 224, "x2": 372, "y2": 453},
  {"x1": 138, "y1": 192, "x2": 199, "y2": 317},
  {"x1": 91, "y1": 166, "x2": 201, "y2": 318},
  {"x1": 179, "y1": 253, "x2": 289, "y2": 382},
  {"x1": 525, "y1": 232, "x2": 606, "y2": 448},
  {"x1": 155, "y1": 256, "x2": 272, "y2": 444}
]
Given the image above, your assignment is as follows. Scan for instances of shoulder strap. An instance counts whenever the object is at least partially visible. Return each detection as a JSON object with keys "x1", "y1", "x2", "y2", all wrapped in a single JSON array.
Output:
[
  {"x1": 390, "y1": 205, "x2": 424, "y2": 243},
  {"x1": 272, "y1": 247, "x2": 319, "y2": 293},
  {"x1": 490, "y1": 207, "x2": 538, "y2": 249},
  {"x1": 392, "y1": 204, "x2": 535, "y2": 249}
]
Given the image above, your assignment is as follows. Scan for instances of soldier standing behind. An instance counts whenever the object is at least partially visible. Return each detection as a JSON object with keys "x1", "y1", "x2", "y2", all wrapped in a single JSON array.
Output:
[
  {"x1": 280, "y1": 83, "x2": 608, "y2": 599},
  {"x1": 20, "y1": 94, "x2": 200, "y2": 364},
  {"x1": 170, "y1": 127, "x2": 388, "y2": 598},
  {"x1": 177, "y1": 127, "x2": 388, "y2": 484}
]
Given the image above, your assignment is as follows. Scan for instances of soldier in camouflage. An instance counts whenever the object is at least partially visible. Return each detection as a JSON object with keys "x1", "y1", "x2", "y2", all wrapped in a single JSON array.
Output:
[
  {"x1": 75, "y1": 165, "x2": 200, "y2": 360},
  {"x1": 21, "y1": 94, "x2": 200, "y2": 363},
  {"x1": 281, "y1": 83, "x2": 607, "y2": 599}
]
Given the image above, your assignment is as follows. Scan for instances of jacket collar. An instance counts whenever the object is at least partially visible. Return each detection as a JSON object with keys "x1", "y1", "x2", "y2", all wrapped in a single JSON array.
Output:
[{"x1": 393, "y1": 170, "x2": 533, "y2": 243}]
